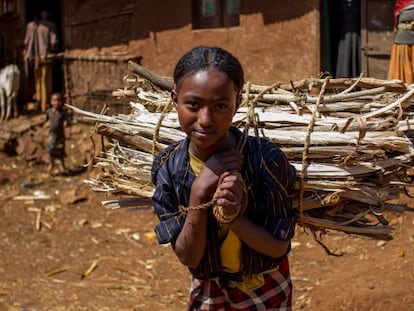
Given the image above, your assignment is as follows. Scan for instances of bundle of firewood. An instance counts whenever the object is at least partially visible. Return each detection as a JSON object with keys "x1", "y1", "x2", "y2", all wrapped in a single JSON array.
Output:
[{"x1": 70, "y1": 61, "x2": 414, "y2": 239}]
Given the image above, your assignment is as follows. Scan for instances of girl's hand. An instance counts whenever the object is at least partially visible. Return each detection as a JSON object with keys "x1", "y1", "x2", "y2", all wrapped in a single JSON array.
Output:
[
  {"x1": 215, "y1": 171, "x2": 246, "y2": 218},
  {"x1": 191, "y1": 150, "x2": 242, "y2": 202}
]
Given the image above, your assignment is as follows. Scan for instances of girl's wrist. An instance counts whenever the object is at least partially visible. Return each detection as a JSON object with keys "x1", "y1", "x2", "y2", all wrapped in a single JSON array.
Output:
[{"x1": 190, "y1": 182, "x2": 214, "y2": 203}]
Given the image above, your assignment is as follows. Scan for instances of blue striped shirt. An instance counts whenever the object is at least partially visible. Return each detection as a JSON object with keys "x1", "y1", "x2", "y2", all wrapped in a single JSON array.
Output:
[{"x1": 151, "y1": 127, "x2": 297, "y2": 278}]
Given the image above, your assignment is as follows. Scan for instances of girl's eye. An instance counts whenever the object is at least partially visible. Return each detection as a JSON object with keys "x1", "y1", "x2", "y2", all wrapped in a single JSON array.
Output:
[
  {"x1": 216, "y1": 103, "x2": 228, "y2": 110},
  {"x1": 184, "y1": 101, "x2": 199, "y2": 109}
]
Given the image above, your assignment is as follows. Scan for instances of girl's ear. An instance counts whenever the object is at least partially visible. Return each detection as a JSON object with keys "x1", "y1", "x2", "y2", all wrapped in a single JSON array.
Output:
[{"x1": 171, "y1": 90, "x2": 178, "y2": 107}]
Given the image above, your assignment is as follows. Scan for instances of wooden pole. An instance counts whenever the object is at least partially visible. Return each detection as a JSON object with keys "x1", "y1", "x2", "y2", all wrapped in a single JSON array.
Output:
[{"x1": 128, "y1": 61, "x2": 174, "y2": 91}]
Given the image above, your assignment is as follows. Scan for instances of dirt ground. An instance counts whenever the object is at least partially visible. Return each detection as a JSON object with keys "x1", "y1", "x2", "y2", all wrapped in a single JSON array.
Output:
[{"x1": 0, "y1": 116, "x2": 413, "y2": 311}]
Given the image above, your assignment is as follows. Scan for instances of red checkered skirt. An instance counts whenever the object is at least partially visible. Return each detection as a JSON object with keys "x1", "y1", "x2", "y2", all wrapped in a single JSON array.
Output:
[{"x1": 188, "y1": 257, "x2": 292, "y2": 310}]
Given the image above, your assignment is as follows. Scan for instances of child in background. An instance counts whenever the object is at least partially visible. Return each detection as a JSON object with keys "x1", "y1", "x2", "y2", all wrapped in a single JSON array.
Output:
[
  {"x1": 151, "y1": 46, "x2": 297, "y2": 310},
  {"x1": 45, "y1": 92, "x2": 72, "y2": 174}
]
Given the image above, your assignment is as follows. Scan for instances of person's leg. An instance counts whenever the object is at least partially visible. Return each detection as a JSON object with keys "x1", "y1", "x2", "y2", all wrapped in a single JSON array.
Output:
[
  {"x1": 40, "y1": 64, "x2": 52, "y2": 112},
  {"x1": 43, "y1": 63, "x2": 52, "y2": 112},
  {"x1": 58, "y1": 156, "x2": 66, "y2": 173},
  {"x1": 57, "y1": 136, "x2": 66, "y2": 173},
  {"x1": 48, "y1": 156, "x2": 54, "y2": 172},
  {"x1": 48, "y1": 134, "x2": 57, "y2": 173},
  {"x1": 40, "y1": 65, "x2": 47, "y2": 112},
  {"x1": 34, "y1": 66, "x2": 41, "y2": 108}
]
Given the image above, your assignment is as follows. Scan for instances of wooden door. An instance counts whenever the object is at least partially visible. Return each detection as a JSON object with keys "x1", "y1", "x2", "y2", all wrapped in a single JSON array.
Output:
[{"x1": 361, "y1": 0, "x2": 395, "y2": 78}]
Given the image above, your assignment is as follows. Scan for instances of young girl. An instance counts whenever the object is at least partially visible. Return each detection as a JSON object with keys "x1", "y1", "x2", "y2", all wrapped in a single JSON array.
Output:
[
  {"x1": 45, "y1": 92, "x2": 72, "y2": 174},
  {"x1": 152, "y1": 46, "x2": 297, "y2": 310}
]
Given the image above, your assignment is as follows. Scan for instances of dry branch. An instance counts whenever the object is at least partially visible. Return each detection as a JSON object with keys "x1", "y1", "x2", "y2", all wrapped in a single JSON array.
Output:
[{"x1": 128, "y1": 61, "x2": 173, "y2": 91}]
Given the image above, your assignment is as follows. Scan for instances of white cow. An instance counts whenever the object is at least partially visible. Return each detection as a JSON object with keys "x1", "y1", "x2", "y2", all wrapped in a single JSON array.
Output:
[{"x1": 0, "y1": 64, "x2": 20, "y2": 121}]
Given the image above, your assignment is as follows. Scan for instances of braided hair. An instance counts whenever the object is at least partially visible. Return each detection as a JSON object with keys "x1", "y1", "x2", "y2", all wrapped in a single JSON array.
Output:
[{"x1": 173, "y1": 46, "x2": 244, "y2": 92}]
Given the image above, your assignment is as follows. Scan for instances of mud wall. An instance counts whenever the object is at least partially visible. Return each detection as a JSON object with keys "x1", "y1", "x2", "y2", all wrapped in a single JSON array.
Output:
[{"x1": 63, "y1": 0, "x2": 320, "y2": 110}]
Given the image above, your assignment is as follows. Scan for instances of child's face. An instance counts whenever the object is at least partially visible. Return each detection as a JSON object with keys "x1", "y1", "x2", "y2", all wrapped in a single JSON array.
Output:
[
  {"x1": 174, "y1": 69, "x2": 239, "y2": 159},
  {"x1": 51, "y1": 95, "x2": 63, "y2": 109}
]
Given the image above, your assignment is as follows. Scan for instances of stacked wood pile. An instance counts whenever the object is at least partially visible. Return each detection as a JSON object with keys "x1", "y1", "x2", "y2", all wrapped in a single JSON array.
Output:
[{"x1": 70, "y1": 61, "x2": 414, "y2": 239}]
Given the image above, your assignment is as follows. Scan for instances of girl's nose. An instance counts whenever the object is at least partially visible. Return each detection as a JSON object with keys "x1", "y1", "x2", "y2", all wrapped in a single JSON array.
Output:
[{"x1": 198, "y1": 106, "x2": 213, "y2": 126}]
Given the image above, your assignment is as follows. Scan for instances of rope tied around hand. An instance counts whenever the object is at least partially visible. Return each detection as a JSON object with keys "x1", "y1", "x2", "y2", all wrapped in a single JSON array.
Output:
[{"x1": 177, "y1": 171, "x2": 247, "y2": 224}]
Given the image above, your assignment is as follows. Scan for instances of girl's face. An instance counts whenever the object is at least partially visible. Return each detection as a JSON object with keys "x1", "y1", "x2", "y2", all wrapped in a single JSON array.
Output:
[
  {"x1": 174, "y1": 69, "x2": 240, "y2": 161},
  {"x1": 51, "y1": 95, "x2": 63, "y2": 109}
]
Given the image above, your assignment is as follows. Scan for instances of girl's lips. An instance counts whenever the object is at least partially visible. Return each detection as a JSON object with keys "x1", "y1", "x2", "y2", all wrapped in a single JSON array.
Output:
[{"x1": 193, "y1": 129, "x2": 215, "y2": 138}]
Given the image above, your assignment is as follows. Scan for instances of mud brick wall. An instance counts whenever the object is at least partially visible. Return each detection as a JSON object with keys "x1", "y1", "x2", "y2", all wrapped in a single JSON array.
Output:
[{"x1": 62, "y1": 0, "x2": 320, "y2": 110}]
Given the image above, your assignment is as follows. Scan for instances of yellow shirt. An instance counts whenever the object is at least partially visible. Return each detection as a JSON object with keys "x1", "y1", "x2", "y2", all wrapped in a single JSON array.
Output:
[{"x1": 189, "y1": 151, "x2": 276, "y2": 291}]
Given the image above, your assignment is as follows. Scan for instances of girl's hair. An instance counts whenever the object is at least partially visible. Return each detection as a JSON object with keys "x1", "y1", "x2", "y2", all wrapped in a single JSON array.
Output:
[
  {"x1": 51, "y1": 92, "x2": 62, "y2": 99},
  {"x1": 173, "y1": 46, "x2": 244, "y2": 92}
]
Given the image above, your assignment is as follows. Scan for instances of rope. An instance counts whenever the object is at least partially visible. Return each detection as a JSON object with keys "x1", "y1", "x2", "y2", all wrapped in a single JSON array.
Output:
[
  {"x1": 176, "y1": 172, "x2": 247, "y2": 224},
  {"x1": 152, "y1": 99, "x2": 173, "y2": 156},
  {"x1": 298, "y1": 77, "x2": 328, "y2": 226}
]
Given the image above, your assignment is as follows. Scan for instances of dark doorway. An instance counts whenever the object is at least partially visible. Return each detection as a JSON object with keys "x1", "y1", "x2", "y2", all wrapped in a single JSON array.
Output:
[
  {"x1": 323, "y1": 0, "x2": 395, "y2": 79},
  {"x1": 321, "y1": 0, "x2": 342, "y2": 76},
  {"x1": 24, "y1": 0, "x2": 63, "y2": 95},
  {"x1": 321, "y1": 0, "x2": 361, "y2": 78}
]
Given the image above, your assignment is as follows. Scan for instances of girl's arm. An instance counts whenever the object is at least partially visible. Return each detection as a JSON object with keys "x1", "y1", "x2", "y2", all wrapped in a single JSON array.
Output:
[
  {"x1": 229, "y1": 216, "x2": 289, "y2": 258},
  {"x1": 172, "y1": 182, "x2": 210, "y2": 268},
  {"x1": 217, "y1": 151, "x2": 296, "y2": 259},
  {"x1": 173, "y1": 150, "x2": 243, "y2": 268}
]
